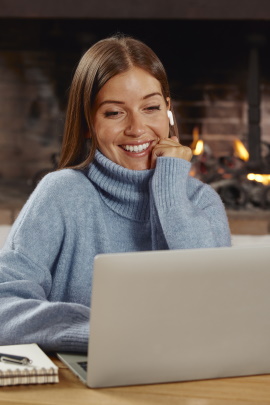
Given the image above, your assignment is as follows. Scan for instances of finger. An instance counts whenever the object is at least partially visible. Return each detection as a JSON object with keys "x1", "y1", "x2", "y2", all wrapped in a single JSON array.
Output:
[
  {"x1": 150, "y1": 142, "x2": 167, "y2": 168},
  {"x1": 150, "y1": 149, "x2": 158, "y2": 169},
  {"x1": 158, "y1": 137, "x2": 180, "y2": 146},
  {"x1": 152, "y1": 143, "x2": 193, "y2": 162},
  {"x1": 170, "y1": 135, "x2": 179, "y2": 143}
]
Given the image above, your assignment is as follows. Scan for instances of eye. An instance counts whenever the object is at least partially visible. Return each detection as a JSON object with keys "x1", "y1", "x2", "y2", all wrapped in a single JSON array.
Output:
[
  {"x1": 145, "y1": 105, "x2": 161, "y2": 112},
  {"x1": 104, "y1": 111, "x2": 121, "y2": 118}
]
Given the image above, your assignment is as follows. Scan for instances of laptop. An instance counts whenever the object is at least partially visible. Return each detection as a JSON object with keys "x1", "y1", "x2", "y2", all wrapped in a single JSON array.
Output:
[{"x1": 57, "y1": 245, "x2": 270, "y2": 388}]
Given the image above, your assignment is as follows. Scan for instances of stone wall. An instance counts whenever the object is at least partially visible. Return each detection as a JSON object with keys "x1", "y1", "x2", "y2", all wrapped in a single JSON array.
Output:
[
  {"x1": 1, "y1": 19, "x2": 270, "y2": 182},
  {"x1": 0, "y1": 51, "x2": 63, "y2": 181}
]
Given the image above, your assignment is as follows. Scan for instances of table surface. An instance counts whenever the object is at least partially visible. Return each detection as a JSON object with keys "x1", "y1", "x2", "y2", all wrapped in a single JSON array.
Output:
[{"x1": 1, "y1": 357, "x2": 270, "y2": 405}]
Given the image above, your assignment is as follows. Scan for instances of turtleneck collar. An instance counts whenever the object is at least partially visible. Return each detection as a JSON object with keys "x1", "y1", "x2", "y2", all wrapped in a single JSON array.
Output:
[{"x1": 87, "y1": 150, "x2": 154, "y2": 222}]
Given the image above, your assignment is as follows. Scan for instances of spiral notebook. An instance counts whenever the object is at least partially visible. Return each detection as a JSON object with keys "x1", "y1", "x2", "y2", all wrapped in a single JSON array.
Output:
[{"x1": 0, "y1": 343, "x2": 59, "y2": 386}]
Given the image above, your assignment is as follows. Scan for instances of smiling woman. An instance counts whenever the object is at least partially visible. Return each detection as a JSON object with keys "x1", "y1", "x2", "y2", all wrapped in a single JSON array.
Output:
[
  {"x1": 0, "y1": 34, "x2": 231, "y2": 353},
  {"x1": 92, "y1": 67, "x2": 181, "y2": 170},
  {"x1": 58, "y1": 34, "x2": 182, "y2": 169}
]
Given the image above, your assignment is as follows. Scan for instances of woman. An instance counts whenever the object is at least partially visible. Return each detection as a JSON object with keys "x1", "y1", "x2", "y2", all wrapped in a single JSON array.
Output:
[{"x1": 0, "y1": 35, "x2": 231, "y2": 352}]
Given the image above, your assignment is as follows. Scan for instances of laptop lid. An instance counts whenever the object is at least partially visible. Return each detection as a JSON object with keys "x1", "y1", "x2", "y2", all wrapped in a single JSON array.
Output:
[{"x1": 87, "y1": 245, "x2": 270, "y2": 388}]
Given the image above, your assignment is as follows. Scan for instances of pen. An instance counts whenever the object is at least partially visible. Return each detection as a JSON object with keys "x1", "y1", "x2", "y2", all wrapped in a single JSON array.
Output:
[{"x1": 0, "y1": 353, "x2": 32, "y2": 366}]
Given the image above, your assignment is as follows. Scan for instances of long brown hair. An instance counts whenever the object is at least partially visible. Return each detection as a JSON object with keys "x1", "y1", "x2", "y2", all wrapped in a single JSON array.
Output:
[{"x1": 58, "y1": 34, "x2": 179, "y2": 169}]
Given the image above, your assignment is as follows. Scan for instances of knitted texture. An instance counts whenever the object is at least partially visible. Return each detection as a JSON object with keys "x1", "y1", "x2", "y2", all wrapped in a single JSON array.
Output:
[{"x1": 0, "y1": 151, "x2": 231, "y2": 352}]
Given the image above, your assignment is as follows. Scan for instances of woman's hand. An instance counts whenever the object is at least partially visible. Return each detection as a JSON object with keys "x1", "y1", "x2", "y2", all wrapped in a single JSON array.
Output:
[{"x1": 150, "y1": 136, "x2": 193, "y2": 169}]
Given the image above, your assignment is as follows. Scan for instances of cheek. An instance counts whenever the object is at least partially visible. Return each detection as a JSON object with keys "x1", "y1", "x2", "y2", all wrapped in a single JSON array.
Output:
[
  {"x1": 95, "y1": 119, "x2": 122, "y2": 137},
  {"x1": 153, "y1": 118, "x2": 170, "y2": 139},
  {"x1": 95, "y1": 122, "x2": 114, "y2": 144}
]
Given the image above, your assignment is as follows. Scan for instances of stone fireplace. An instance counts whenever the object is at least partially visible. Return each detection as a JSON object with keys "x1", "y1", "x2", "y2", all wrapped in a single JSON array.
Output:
[{"x1": 1, "y1": 0, "x2": 270, "y2": 232}]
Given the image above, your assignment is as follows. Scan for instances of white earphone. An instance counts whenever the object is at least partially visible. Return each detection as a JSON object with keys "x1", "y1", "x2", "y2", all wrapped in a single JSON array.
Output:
[{"x1": 167, "y1": 110, "x2": 174, "y2": 126}]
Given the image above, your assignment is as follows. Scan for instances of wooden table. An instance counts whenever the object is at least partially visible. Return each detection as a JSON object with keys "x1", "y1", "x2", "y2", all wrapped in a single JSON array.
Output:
[{"x1": 1, "y1": 357, "x2": 270, "y2": 405}]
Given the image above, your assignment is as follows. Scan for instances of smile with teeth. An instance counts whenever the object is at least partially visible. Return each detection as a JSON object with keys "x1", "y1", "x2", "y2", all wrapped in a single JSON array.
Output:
[{"x1": 121, "y1": 142, "x2": 150, "y2": 153}]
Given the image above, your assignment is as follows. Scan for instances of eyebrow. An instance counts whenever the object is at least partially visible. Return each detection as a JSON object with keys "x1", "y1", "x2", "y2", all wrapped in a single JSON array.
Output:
[
  {"x1": 98, "y1": 92, "x2": 163, "y2": 108},
  {"x1": 143, "y1": 92, "x2": 163, "y2": 100}
]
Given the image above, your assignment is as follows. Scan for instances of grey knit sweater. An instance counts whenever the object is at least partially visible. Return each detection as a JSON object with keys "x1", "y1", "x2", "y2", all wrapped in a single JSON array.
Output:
[{"x1": 0, "y1": 151, "x2": 231, "y2": 352}]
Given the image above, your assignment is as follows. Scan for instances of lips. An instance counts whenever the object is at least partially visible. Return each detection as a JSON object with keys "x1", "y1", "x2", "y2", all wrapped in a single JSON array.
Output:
[{"x1": 121, "y1": 142, "x2": 150, "y2": 153}]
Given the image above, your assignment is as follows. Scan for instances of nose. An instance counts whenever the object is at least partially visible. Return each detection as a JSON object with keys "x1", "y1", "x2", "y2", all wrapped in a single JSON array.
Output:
[{"x1": 124, "y1": 112, "x2": 146, "y2": 137}]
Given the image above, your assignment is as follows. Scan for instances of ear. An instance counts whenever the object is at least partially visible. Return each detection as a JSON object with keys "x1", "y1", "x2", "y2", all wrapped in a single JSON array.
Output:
[{"x1": 166, "y1": 97, "x2": 171, "y2": 110}]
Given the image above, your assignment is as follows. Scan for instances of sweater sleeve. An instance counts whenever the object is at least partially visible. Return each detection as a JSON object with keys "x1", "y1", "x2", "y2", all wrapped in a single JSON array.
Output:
[
  {"x1": 150, "y1": 157, "x2": 231, "y2": 250},
  {"x1": 0, "y1": 175, "x2": 90, "y2": 353}
]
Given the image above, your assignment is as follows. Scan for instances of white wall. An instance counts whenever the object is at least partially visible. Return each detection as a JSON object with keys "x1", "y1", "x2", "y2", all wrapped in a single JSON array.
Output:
[{"x1": 0, "y1": 226, "x2": 11, "y2": 248}]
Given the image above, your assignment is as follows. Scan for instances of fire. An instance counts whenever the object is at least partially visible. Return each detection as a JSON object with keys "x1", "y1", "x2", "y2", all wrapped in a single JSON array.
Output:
[
  {"x1": 191, "y1": 126, "x2": 204, "y2": 156},
  {"x1": 233, "y1": 139, "x2": 249, "y2": 162},
  {"x1": 193, "y1": 140, "x2": 204, "y2": 155},
  {"x1": 247, "y1": 173, "x2": 270, "y2": 185}
]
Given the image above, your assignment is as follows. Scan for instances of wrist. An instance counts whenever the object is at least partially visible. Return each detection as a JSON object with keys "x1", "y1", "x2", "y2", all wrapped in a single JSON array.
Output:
[{"x1": 151, "y1": 157, "x2": 191, "y2": 209}]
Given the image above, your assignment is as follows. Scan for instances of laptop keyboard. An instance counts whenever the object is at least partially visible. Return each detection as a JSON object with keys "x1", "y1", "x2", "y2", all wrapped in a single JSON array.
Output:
[{"x1": 78, "y1": 361, "x2": 88, "y2": 372}]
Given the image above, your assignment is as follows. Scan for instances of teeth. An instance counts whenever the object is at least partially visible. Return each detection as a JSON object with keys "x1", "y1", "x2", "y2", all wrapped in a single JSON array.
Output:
[{"x1": 122, "y1": 142, "x2": 150, "y2": 153}]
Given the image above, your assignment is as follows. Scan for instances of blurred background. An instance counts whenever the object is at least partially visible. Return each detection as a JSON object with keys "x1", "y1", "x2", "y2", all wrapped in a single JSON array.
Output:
[{"x1": 1, "y1": 0, "x2": 270, "y2": 233}]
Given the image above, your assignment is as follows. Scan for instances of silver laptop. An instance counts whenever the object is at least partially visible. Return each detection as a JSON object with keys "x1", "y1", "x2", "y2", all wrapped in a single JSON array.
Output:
[{"x1": 57, "y1": 245, "x2": 270, "y2": 388}]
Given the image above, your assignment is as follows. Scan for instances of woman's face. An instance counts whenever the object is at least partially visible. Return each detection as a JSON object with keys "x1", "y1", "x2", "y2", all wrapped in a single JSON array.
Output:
[{"x1": 92, "y1": 67, "x2": 170, "y2": 170}]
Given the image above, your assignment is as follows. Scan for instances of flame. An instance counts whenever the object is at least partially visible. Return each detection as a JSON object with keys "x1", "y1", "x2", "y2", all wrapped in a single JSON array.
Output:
[
  {"x1": 191, "y1": 126, "x2": 204, "y2": 156},
  {"x1": 233, "y1": 139, "x2": 249, "y2": 161},
  {"x1": 190, "y1": 126, "x2": 199, "y2": 149},
  {"x1": 247, "y1": 173, "x2": 270, "y2": 185},
  {"x1": 193, "y1": 140, "x2": 204, "y2": 155}
]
